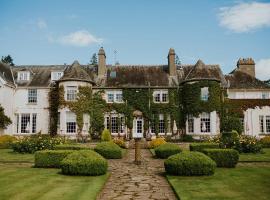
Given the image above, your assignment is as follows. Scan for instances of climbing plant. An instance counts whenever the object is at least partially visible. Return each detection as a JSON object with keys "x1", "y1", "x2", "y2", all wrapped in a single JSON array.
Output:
[{"x1": 0, "y1": 104, "x2": 11, "y2": 130}]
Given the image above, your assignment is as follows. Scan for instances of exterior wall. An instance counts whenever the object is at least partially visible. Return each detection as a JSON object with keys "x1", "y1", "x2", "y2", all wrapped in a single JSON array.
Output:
[
  {"x1": 243, "y1": 106, "x2": 270, "y2": 137},
  {"x1": 0, "y1": 82, "x2": 14, "y2": 134},
  {"x1": 13, "y1": 88, "x2": 49, "y2": 134},
  {"x1": 228, "y1": 89, "x2": 270, "y2": 99}
]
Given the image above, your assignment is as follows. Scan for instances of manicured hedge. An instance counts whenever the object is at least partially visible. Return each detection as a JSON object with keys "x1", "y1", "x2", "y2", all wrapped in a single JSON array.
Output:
[
  {"x1": 260, "y1": 136, "x2": 270, "y2": 148},
  {"x1": 164, "y1": 151, "x2": 216, "y2": 176},
  {"x1": 54, "y1": 144, "x2": 90, "y2": 150},
  {"x1": 35, "y1": 150, "x2": 74, "y2": 168},
  {"x1": 189, "y1": 143, "x2": 219, "y2": 152},
  {"x1": 154, "y1": 143, "x2": 182, "y2": 159},
  {"x1": 202, "y1": 148, "x2": 239, "y2": 168},
  {"x1": 94, "y1": 142, "x2": 122, "y2": 159},
  {"x1": 60, "y1": 150, "x2": 108, "y2": 176}
]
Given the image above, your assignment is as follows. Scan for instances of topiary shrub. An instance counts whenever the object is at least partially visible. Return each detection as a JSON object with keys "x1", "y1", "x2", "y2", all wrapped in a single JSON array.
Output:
[
  {"x1": 54, "y1": 144, "x2": 90, "y2": 150},
  {"x1": 60, "y1": 150, "x2": 108, "y2": 176},
  {"x1": 35, "y1": 150, "x2": 74, "y2": 168},
  {"x1": 0, "y1": 135, "x2": 17, "y2": 149},
  {"x1": 148, "y1": 138, "x2": 166, "y2": 149},
  {"x1": 113, "y1": 138, "x2": 126, "y2": 148},
  {"x1": 182, "y1": 134, "x2": 194, "y2": 142},
  {"x1": 154, "y1": 143, "x2": 182, "y2": 159},
  {"x1": 189, "y1": 143, "x2": 219, "y2": 152},
  {"x1": 260, "y1": 136, "x2": 270, "y2": 148},
  {"x1": 202, "y1": 148, "x2": 239, "y2": 168},
  {"x1": 164, "y1": 152, "x2": 216, "y2": 176},
  {"x1": 220, "y1": 131, "x2": 240, "y2": 149},
  {"x1": 94, "y1": 142, "x2": 122, "y2": 159},
  {"x1": 101, "y1": 129, "x2": 112, "y2": 142},
  {"x1": 221, "y1": 116, "x2": 243, "y2": 134}
]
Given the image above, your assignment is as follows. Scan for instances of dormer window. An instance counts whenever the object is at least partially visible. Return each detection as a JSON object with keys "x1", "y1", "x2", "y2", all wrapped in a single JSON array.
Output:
[
  {"x1": 201, "y1": 87, "x2": 209, "y2": 101},
  {"x1": 51, "y1": 71, "x2": 63, "y2": 81},
  {"x1": 17, "y1": 71, "x2": 30, "y2": 81},
  {"x1": 153, "y1": 90, "x2": 168, "y2": 103}
]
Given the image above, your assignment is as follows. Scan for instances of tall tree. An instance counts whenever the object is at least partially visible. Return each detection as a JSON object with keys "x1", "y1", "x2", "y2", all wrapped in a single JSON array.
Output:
[
  {"x1": 90, "y1": 53, "x2": 97, "y2": 65},
  {"x1": 0, "y1": 105, "x2": 12, "y2": 130},
  {"x1": 1, "y1": 55, "x2": 15, "y2": 66}
]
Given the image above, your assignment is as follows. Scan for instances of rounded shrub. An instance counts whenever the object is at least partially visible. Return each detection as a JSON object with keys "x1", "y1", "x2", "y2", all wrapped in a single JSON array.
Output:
[
  {"x1": 35, "y1": 150, "x2": 74, "y2": 168},
  {"x1": 94, "y1": 142, "x2": 122, "y2": 159},
  {"x1": 203, "y1": 148, "x2": 239, "y2": 168},
  {"x1": 260, "y1": 136, "x2": 270, "y2": 148},
  {"x1": 154, "y1": 143, "x2": 182, "y2": 159},
  {"x1": 54, "y1": 144, "x2": 90, "y2": 150},
  {"x1": 164, "y1": 151, "x2": 216, "y2": 176},
  {"x1": 60, "y1": 150, "x2": 108, "y2": 176},
  {"x1": 189, "y1": 143, "x2": 219, "y2": 152},
  {"x1": 101, "y1": 129, "x2": 112, "y2": 142},
  {"x1": 148, "y1": 138, "x2": 166, "y2": 149}
]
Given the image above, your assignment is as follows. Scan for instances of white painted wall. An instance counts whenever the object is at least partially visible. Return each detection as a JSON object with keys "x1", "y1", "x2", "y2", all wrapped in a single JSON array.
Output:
[{"x1": 228, "y1": 90, "x2": 270, "y2": 99}]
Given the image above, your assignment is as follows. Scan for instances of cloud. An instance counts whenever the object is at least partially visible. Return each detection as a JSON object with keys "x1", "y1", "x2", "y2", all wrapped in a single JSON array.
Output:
[
  {"x1": 58, "y1": 30, "x2": 102, "y2": 47},
  {"x1": 37, "y1": 19, "x2": 47, "y2": 29},
  {"x1": 218, "y1": 2, "x2": 270, "y2": 33},
  {"x1": 256, "y1": 58, "x2": 270, "y2": 80}
]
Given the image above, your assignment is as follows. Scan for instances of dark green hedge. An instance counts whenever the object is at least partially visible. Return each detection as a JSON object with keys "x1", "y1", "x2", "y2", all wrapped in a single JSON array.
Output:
[
  {"x1": 60, "y1": 150, "x2": 108, "y2": 176},
  {"x1": 154, "y1": 143, "x2": 182, "y2": 159},
  {"x1": 202, "y1": 148, "x2": 239, "y2": 168},
  {"x1": 94, "y1": 142, "x2": 122, "y2": 159},
  {"x1": 189, "y1": 143, "x2": 219, "y2": 152},
  {"x1": 54, "y1": 144, "x2": 90, "y2": 150},
  {"x1": 35, "y1": 150, "x2": 74, "y2": 168},
  {"x1": 164, "y1": 152, "x2": 216, "y2": 176}
]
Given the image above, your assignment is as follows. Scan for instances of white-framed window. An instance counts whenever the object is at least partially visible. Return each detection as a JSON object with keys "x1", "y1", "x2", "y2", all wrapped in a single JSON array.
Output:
[
  {"x1": 200, "y1": 112, "x2": 210, "y2": 133},
  {"x1": 16, "y1": 113, "x2": 37, "y2": 134},
  {"x1": 159, "y1": 114, "x2": 165, "y2": 134},
  {"x1": 259, "y1": 115, "x2": 264, "y2": 133},
  {"x1": 153, "y1": 90, "x2": 169, "y2": 103},
  {"x1": 105, "y1": 114, "x2": 125, "y2": 134},
  {"x1": 51, "y1": 71, "x2": 64, "y2": 81},
  {"x1": 266, "y1": 116, "x2": 270, "y2": 133},
  {"x1": 17, "y1": 71, "x2": 30, "y2": 81},
  {"x1": 28, "y1": 89, "x2": 37, "y2": 103},
  {"x1": 188, "y1": 115, "x2": 194, "y2": 133},
  {"x1": 201, "y1": 87, "x2": 209, "y2": 101},
  {"x1": 66, "y1": 86, "x2": 77, "y2": 101},
  {"x1": 105, "y1": 90, "x2": 123, "y2": 103},
  {"x1": 262, "y1": 92, "x2": 269, "y2": 99},
  {"x1": 66, "y1": 112, "x2": 76, "y2": 133}
]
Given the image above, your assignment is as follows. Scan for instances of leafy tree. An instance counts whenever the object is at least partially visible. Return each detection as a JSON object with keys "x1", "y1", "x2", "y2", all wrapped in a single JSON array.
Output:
[
  {"x1": 90, "y1": 53, "x2": 97, "y2": 65},
  {"x1": 0, "y1": 105, "x2": 12, "y2": 130},
  {"x1": 175, "y1": 54, "x2": 181, "y2": 65},
  {"x1": 1, "y1": 55, "x2": 14, "y2": 66}
]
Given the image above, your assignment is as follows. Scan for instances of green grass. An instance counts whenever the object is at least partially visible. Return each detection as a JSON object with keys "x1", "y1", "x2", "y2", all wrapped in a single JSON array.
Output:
[
  {"x1": 0, "y1": 149, "x2": 109, "y2": 200},
  {"x1": 167, "y1": 163, "x2": 270, "y2": 200},
  {"x1": 239, "y1": 148, "x2": 270, "y2": 162}
]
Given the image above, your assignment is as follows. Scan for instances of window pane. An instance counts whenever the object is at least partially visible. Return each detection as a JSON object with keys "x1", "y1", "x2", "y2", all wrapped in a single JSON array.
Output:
[
  {"x1": 188, "y1": 115, "x2": 194, "y2": 133},
  {"x1": 28, "y1": 89, "x2": 37, "y2": 103},
  {"x1": 32, "y1": 114, "x2": 37, "y2": 133},
  {"x1": 154, "y1": 93, "x2": 160, "y2": 102},
  {"x1": 162, "y1": 93, "x2": 168, "y2": 102},
  {"x1": 66, "y1": 112, "x2": 76, "y2": 133},
  {"x1": 259, "y1": 116, "x2": 264, "y2": 133},
  {"x1": 67, "y1": 86, "x2": 77, "y2": 101},
  {"x1": 21, "y1": 114, "x2": 30, "y2": 133},
  {"x1": 200, "y1": 113, "x2": 210, "y2": 133},
  {"x1": 107, "y1": 93, "x2": 114, "y2": 102},
  {"x1": 116, "y1": 93, "x2": 123, "y2": 102},
  {"x1": 111, "y1": 117, "x2": 118, "y2": 133},
  {"x1": 201, "y1": 87, "x2": 209, "y2": 101},
  {"x1": 266, "y1": 116, "x2": 270, "y2": 133}
]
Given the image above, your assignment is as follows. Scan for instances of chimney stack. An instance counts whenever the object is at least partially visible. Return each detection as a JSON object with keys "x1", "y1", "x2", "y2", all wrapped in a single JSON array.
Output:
[
  {"x1": 98, "y1": 47, "x2": 106, "y2": 77},
  {"x1": 237, "y1": 58, "x2": 255, "y2": 77},
  {"x1": 168, "y1": 48, "x2": 176, "y2": 76}
]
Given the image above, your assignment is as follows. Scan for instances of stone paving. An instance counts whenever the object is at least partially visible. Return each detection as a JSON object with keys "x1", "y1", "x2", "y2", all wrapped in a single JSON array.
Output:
[{"x1": 97, "y1": 149, "x2": 177, "y2": 200}]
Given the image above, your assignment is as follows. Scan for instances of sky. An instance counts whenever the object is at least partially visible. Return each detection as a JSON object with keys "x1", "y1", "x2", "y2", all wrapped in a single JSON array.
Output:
[{"x1": 0, "y1": 0, "x2": 270, "y2": 80}]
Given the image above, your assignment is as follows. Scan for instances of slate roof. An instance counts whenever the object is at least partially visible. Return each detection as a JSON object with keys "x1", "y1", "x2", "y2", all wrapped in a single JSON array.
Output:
[
  {"x1": 225, "y1": 70, "x2": 270, "y2": 89},
  {"x1": 0, "y1": 62, "x2": 15, "y2": 87}
]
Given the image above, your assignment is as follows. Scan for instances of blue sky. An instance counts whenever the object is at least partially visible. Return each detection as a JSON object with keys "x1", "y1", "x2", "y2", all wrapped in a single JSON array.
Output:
[{"x1": 1, "y1": 0, "x2": 270, "y2": 80}]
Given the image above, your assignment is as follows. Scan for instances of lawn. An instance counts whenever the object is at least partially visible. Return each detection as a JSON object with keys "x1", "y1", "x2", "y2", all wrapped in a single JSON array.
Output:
[
  {"x1": 0, "y1": 149, "x2": 109, "y2": 200},
  {"x1": 167, "y1": 150, "x2": 270, "y2": 200}
]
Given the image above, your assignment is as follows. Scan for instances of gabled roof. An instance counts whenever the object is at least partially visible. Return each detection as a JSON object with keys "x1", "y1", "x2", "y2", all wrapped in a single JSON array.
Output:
[
  {"x1": 0, "y1": 62, "x2": 15, "y2": 87},
  {"x1": 59, "y1": 61, "x2": 95, "y2": 84},
  {"x1": 225, "y1": 70, "x2": 270, "y2": 89}
]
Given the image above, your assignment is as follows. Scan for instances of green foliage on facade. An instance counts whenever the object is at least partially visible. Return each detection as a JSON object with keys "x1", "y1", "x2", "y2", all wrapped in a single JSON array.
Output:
[{"x1": 0, "y1": 104, "x2": 11, "y2": 130}]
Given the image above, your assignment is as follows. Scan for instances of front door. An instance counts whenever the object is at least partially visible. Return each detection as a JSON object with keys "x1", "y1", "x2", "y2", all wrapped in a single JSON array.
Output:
[{"x1": 133, "y1": 117, "x2": 143, "y2": 138}]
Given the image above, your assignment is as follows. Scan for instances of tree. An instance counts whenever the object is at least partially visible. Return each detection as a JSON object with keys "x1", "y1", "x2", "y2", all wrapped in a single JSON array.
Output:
[
  {"x1": 1, "y1": 55, "x2": 15, "y2": 66},
  {"x1": 0, "y1": 105, "x2": 12, "y2": 130},
  {"x1": 175, "y1": 54, "x2": 181, "y2": 65},
  {"x1": 90, "y1": 53, "x2": 97, "y2": 65}
]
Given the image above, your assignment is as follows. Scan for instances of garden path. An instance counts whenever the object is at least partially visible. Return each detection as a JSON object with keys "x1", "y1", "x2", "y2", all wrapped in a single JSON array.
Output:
[{"x1": 97, "y1": 149, "x2": 177, "y2": 200}]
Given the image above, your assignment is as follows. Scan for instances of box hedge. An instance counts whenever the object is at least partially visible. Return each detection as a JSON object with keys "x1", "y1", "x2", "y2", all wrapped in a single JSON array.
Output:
[
  {"x1": 154, "y1": 143, "x2": 182, "y2": 159},
  {"x1": 189, "y1": 143, "x2": 219, "y2": 152},
  {"x1": 94, "y1": 142, "x2": 122, "y2": 159},
  {"x1": 54, "y1": 144, "x2": 90, "y2": 150},
  {"x1": 164, "y1": 151, "x2": 216, "y2": 176},
  {"x1": 60, "y1": 150, "x2": 108, "y2": 176},
  {"x1": 35, "y1": 150, "x2": 74, "y2": 168},
  {"x1": 202, "y1": 148, "x2": 239, "y2": 168}
]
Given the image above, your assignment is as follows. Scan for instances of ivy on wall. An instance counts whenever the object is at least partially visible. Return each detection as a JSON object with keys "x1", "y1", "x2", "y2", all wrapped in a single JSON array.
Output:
[{"x1": 0, "y1": 104, "x2": 12, "y2": 130}]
